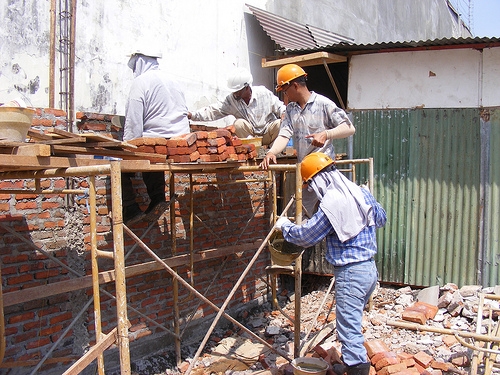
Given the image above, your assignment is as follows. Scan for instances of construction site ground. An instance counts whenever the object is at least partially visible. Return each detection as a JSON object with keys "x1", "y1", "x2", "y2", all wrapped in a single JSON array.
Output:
[{"x1": 115, "y1": 274, "x2": 500, "y2": 375}]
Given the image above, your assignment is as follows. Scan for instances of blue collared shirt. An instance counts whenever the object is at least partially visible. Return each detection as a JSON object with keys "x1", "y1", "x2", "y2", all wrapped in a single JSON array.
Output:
[{"x1": 281, "y1": 188, "x2": 387, "y2": 267}]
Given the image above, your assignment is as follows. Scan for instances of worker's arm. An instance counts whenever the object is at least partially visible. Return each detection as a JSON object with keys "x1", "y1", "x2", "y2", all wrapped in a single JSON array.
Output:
[
  {"x1": 259, "y1": 135, "x2": 289, "y2": 169},
  {"x1": 305, "y1": 120, "x2": 355, "y2": 147},
  {"x1": 123, "y1": 97, "x2": 144, "y2": 141}
]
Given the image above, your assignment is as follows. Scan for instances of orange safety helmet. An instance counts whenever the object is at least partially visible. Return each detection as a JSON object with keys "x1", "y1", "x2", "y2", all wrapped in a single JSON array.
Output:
[
  {"x1": 275, "y1": 64, "x2": 307, "y2": 92},
  {"x1": 300, "y1": 152, "x2": 335, "y2": 182}
]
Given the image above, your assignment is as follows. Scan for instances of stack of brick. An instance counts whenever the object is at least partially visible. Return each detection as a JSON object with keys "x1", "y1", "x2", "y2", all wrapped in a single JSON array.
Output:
[
  {"x1": 362, "y1": 339, "x2": 460, "y2": 375},
  {"x1": 128, "y1": 126, "x2": 258, "y2": 163},
  {"x1": 314, "y1": 335, "x2": 463, "y2": 375}
]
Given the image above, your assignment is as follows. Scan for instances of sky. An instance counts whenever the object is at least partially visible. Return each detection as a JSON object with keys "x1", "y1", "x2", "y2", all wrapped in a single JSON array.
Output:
[{"x1": 472, "y1": 0, "x2": 500, "y2": 37}]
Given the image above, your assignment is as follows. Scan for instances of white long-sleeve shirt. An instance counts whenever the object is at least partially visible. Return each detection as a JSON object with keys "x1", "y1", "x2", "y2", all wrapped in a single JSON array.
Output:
[
  {"x1": 190, "y1": 85, "x2": 285, "y2": 136},
  {"x1": 124, "y1": 56, "x2": 190, "y2": 141}
]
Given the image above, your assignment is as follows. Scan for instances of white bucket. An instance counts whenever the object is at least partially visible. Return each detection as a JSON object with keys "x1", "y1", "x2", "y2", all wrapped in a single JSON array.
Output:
[
  {"x1": 291, "y1": 357, "x2": 329, "y2": 375},
  {"x1": 0, "y1": 107, "x2": 36, "y2": 142}
]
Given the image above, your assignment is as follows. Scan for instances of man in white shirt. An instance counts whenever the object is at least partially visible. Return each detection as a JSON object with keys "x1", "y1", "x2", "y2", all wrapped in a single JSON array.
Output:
[
  {"x1": 122, "y1": 49, "x2": 190, "y2": 224},
  {"x1": 188, "y1": 68, "x2": 285, "y2": 146}
]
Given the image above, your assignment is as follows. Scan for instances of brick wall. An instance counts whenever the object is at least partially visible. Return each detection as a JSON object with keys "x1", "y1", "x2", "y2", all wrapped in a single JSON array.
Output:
[{"x1": 0, "y1": 110, "x2": 273, "y2": 373}]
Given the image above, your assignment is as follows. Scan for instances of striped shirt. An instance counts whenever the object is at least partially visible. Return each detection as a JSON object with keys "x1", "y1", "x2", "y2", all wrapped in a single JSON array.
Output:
[{"x1": 281, "y1": 188, "x2": 387, "y2": 267}]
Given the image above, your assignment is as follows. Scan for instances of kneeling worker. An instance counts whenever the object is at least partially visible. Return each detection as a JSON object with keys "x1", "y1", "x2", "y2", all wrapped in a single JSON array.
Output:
[{"x1": 188, "y1": 68, "x2": 285, "y2": 146}]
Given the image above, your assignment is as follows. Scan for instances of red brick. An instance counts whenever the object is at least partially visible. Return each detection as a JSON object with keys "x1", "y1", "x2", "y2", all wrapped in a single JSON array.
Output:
[
  {"x1": 216, "y1": 128, "x2": 232, "y2": 139},
  {"x1": 409, "y1": 302, "x2": 438, "y2": 319},
  {"x1": 178, "y1": 132, "x2": 197, "y2": 146},
  {"x1": 208, "y1": 137, "x2": 226, "y2": 147},
  {"x1": 194, "y1": 130, "x2": 208, "y2": 139},
  {"x1": 430, "y1": 361, "x2": 451, "y2": 371},
  {"x1": 155, "y1": 145, "x2": 167, "y2": 154},
  {"x1": 50, "y1": 311, "x2": 73, "y2": 325},
  {"x1": 377, "y1": 363, "x2": 407, "y2": 375},
  {"x1": 7, "y1": 273, "x2": 34, "y2": 285},
  {"x1": 207, "y1": 131, "x2": 218, "y2": 139},
  {"x1": 136, "y1": 145, "x2": 155, "y2": 153},
  {"x1": 168, "y1": 144, "x2": 197, "y2": 155},
  {"x1": 26, "y1": 337, "x2": 51, "y2": 349},
  {"x1": 375, "y1": 356, "x2": 400, "y2": 371},
  {"x1": 169, "y1": 154, "x2": 192, "y2": 163},
  {"x1": 225, "y1": 125, "x2": 236, "y2": 134},
  {"x1": 371, "y1": 351, "x2": 397, "y2": 365},
  {"x1": 413, "y1": 351, "x2": 433, "y2": 368},
  {"x1": 364, "y1": 340, "x2": 391, "y2": 358},
  {"x1": 166, "y1": 137, "x2": 188, "y2": 148},
  {"x1": 235, "y1": 145, "x2": 248, "y2": 154},
  {"x1": 189, "y1": 151, "x2": 200, "y2": 162},
  {"x1": 9, "y1": 311, "x2": 35, "y2": 324},
  {"x1": 402, "y1": 309, "x2": 427, "y2": 325}
]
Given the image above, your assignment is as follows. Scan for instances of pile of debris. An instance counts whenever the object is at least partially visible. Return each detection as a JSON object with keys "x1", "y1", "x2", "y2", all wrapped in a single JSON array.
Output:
[{"x1": 128, "y1": 276, "x2": 500, "y2": 375}]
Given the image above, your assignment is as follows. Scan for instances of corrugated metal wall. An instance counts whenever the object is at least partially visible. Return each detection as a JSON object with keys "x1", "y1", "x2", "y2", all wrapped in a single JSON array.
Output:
[
  {"x1": 482, "y1": 109, "x2": 500, "y2": 286},
  {"x1": 352, "y1": 108, "x2": 497, "y2": 287}
]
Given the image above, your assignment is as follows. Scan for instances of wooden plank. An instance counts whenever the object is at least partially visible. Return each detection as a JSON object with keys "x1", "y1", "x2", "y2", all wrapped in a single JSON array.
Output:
[
  {"x1": 61, "y1": 328, "x2": 117, "y2": 375},
  {"x1": 84, "y1": 141, "x2": 138, "y2": 150},
  {"x1": 2, "y1": 240, "x2": 263, "y2": 307},
  {"x1": 50, "y1": 128, "x2": 83, "y2": 138},
  {"x1": 80, "y1": 132, "x2": 120, "y2": 143},
  {"x1": 27, "y1": 129, "x2": 53, "y2": 141},
  {"x1": 35, "y1": 137, "x2": 87, "y2": 145},
  {"x1": 0, "y1": 154, "x2": 109, "y2": 170},
  {"x1": 15, "y1": 144, "x2": 52, "y2": 157},
  {"x1": 51, "y1": 145, "x2": 166, "y2": 162},
  {"x1": 261, "y1": 51, "x2": 347, "y2": 68}
]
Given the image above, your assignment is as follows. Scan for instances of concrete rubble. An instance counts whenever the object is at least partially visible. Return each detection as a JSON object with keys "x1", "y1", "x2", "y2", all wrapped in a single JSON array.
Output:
[{"x1": 130, "y1": 276, "x2": 500, "y2": 375}]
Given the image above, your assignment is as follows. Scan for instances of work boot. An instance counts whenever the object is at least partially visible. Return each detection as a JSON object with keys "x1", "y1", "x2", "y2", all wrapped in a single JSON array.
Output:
[
  {"x1": 123, "y1": 203, "x2": 144, "y2": 225},
  {"x1": 345, "y1": 362, "x2": 371, "y2": 375},
  {"x1": 332, "y1": 363, "x2": 347, "y2": 375}
]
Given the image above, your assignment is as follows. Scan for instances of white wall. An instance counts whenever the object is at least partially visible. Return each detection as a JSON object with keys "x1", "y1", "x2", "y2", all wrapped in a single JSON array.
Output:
[
  {"x1": 348, "y1": 47, "x2": 500, "y2": 110},
  {"x1": 0, "y1": 0, "x2": 472, "y2": 117},
  {"x1": 482, "y1": 48, "x2": 500, "y2": 108},
  {"x1": 0, "y1": 0, "x2": 270, "y2": 117}
]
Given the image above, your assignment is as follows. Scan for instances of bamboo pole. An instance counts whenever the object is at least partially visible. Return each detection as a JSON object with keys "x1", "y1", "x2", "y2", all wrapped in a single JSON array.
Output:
[
  {"x1": 184, "y1": 195, "x2": 297, "y2": 375},
  {"x1": 89, "y1": 175, "x2": 105, "y2": 374},
  {"x1": 110, "y1": 161, "x2": 131, "y2": 375},
  {"x1": 170, "y1": 173, "x2": 181, "y2": 366},
  {"x1": 293, "y1": 163, "x2": 303, "y2": 358},
  {"x1": 122, "y1": 225, "x2": 293, "y2": 365},
  {"x1": 387, "y1": 320, "x2": 500, "y2": 343}
]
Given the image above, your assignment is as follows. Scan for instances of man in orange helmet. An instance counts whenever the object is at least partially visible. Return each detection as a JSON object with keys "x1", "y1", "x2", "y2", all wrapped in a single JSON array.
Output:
[
  {"x1": 260, "y1": 63, "x2": 355, "y2": 216},
  {"x1": 275, "y1": 152, "x2": 387, "y2": 375}
]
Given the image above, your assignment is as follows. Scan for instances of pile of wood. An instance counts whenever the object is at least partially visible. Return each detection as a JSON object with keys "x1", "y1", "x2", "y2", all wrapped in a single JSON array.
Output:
[
  {"x1": 128, "y1": 125, "x2": 258, "y2": 163},
  {"x1": 0, "y1": 125, "x2": 258, "y2": 164}
]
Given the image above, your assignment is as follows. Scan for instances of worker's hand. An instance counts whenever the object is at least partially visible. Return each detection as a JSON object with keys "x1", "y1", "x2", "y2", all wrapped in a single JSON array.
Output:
[
  {"x1": 259, "y1": 151, "x2": 277, "y2": 170},
  {"x1": 187, "y1": 112, "x2": 192, "y2": 119},
  {"x1": 274, "y1": 216, "x2": 292, "y2": 231},
  {"x1": 305, "y1": 131, "x2": 327, "y2": 147}
]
